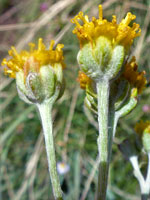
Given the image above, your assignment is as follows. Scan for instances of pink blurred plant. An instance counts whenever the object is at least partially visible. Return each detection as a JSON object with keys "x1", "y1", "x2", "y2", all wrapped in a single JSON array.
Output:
[
  {"x1": 142, "y1": 104, "x2": 150, "y2": 113},
  {"x1": 40, "y1": 2, "x2": 48, "y2": 12}
]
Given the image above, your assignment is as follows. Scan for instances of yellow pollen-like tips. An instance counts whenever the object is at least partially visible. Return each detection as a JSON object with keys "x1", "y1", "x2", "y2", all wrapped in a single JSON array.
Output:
[
  {"x1": 135, "y1": 121, "x2": 150, "y2": 135},
  {"x1": 77, "y1": 71, "x2": 92, "y2": 89},
  {"x1": 123, "y1": 56, "x2": 147, "y2": 94},
  {"x1": 1, "y1": 38, "x2": 65, "y2": 78},
  {"x1": 71, "y1": 5, "x2": 141, "y2": 49}
]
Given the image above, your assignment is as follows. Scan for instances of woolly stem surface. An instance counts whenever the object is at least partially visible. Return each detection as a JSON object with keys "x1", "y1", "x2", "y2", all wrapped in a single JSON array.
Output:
[
  {"x1": 38, "y1": 103, "x2": 63, "y2": 200},
  {"x1": 96, "y1": 79, "x2": 110, "y2": 200}
]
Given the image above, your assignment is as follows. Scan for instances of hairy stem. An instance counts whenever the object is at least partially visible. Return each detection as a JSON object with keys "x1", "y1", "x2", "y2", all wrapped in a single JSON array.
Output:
[
  {"x1": 37, "y1": 103, "x2": 63, "y2": 200},
  {"x1": 96, "y1": 79, "x2": 110, "y2": 200}
]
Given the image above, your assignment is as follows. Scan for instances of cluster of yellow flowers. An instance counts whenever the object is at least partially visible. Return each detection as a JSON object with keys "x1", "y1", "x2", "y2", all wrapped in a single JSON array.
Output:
[
  {"x1": 122, "y1": 56, "x2": 147, "y2": 94},
  {"x1": 70, "y1": 5, "x2": 147, "y2": 95},
  {"x1": 1, "y1": 4, "x2": 150, "y2": 199},
  {"x1": 1, "y1": 5, "x2": 149, "y2": 200},
  {"x1": 1, "y1": 5, "x2": 147, "y2": 97},
  {"x1": 1, "y1": 38, "x2": 65, "y2": 79},
  {"x1": 71, "y1": 5, "x2": 141, "y2": 50},
  {"x1": 77, "y1": 71, "x2": 92, "y2": 89}
]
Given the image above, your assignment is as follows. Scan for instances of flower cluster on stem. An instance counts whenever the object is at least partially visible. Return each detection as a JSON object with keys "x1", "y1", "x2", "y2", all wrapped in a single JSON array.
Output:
[
  {"x1": 1, "y1": 3, "x2": 148, "y2": 200},
  {"x1": 1, "y1": 38, "x2": 65, "y2": 200},
  {"x1": 71, "y1": 4, "x2": 146, "y2": 200}
]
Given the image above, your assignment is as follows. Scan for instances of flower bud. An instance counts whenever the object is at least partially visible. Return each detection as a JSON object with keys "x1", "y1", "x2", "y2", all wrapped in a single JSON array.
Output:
[
  {"x1": 77, "y1": 37, "x2": 125, "y2": 81},
  {"x1": 1, "y1": 38, "x2": 65, "y2": 104},
  {"x1": 71, "y1": 5, "x2": 141, "y2": 81}
]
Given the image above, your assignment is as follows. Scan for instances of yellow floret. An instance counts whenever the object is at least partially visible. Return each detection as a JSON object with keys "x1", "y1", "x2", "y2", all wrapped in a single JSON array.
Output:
[
  {"x1": 135, "y1": 121, "x2": 150, "y2": 135},
  {"x1": 71, "y1": 5, "x2": 141, "y2": 50},
  {"x1": 123, "y1": 56, "x2": 147, "y2": 94},
  {"x1": 77, "y1": 71, "x2": 92, "y2": 89},
  {"x1": 1, "y1": 38, "x2": 65, "y2": 78}
]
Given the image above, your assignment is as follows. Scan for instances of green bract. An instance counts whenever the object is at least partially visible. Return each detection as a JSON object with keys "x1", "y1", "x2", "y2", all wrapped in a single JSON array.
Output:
[
  {"x1": 77, "y1": 36, "x2": 125, "y2": 81},
  {"x1": 16, "y1": 64, "x2": 63, "y2": 104}
]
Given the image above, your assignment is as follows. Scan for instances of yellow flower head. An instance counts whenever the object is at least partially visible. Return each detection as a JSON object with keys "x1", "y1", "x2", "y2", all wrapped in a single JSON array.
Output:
[
  {"x1": 122, "y1": 56, "x2": 147, "y2": 94},
  {"x1": 135, "y1": 120, "x2": 150, "y2": 135},
  {"x1": 71, "y1": 5, "x2": 141, "y2": 50},
  {"x1": 1, "y1": 38, "x2": 65, "y2": 78},
  {"x1": 77, "y1": 71, "x2": 92, "y2": 89}
]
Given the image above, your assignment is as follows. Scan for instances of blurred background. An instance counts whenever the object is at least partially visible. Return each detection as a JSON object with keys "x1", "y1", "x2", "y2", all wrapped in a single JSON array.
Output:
[{"x1": 0, "y1": 0, "x2": 150, "y2": 199}]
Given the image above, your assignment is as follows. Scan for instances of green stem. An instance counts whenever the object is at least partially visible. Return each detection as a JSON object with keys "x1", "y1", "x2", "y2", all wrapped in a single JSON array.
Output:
[
  {"x1": 37, "y1": 103, "x2": 63, "y2": 200},
  {"x1": 96, "y1": 79, "x2": 109, "y2": 200}
]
